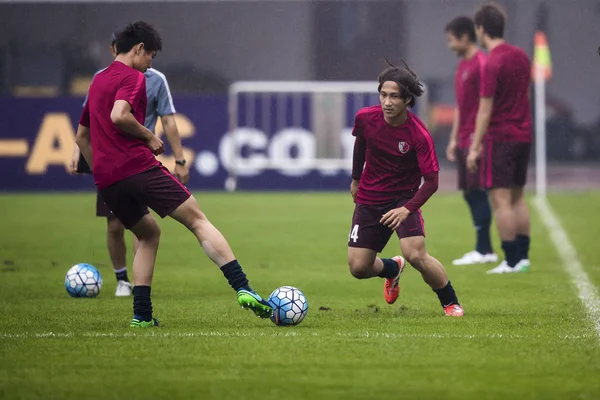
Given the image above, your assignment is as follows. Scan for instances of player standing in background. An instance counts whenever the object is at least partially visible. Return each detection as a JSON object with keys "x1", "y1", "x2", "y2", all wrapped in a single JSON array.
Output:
[
  {"x1": 347, "y1": 60, "x2": 464, "y2": 317},
  {"x1": 75, "y1": 21, "x2": 272, "y2": 327},
  {"x1": 445, "y1": 16, "x2": 497, "y2": 266},
  {"x1": 69, "y1": 26, "x2": 190, "y2": 297},
  {"x1": 467, "y1": 3, "x2": 532, "y2": 274}
]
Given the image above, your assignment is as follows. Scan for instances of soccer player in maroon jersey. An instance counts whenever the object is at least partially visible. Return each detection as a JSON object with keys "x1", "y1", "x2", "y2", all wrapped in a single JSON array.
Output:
[
  {"x1": 348, "y1": 60, "x2": 464, "y2": 317},
  {"x1": 467, "y1": 4, "x2": 532, "y2": 274},
  {"x1": 445, "y1": 16, "x2": 498, "y2": 266},
  {"x1": 75, "y1": 21, "x2": 272, "y2": 327}
]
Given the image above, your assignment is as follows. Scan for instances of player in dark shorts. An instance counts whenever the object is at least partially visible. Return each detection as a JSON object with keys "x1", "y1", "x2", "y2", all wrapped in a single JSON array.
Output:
[
  {"x1": 467, "y1": 4, "x2": 532, "y2": 274},
  {"x1": 348, "y1": 60, "x2": 464, "y2": 317},
  {"x1": 75, "y1": 21, "x2": 272, "y2": 328},
  {"x1": 69, "y1": 26, "x2": 190, "y2": 298},
  {"x1": 444, "y1": 16, "x2": 497, "y2": 266}
]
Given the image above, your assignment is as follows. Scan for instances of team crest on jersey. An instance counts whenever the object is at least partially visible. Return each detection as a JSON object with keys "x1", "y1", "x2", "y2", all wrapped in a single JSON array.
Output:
[
  {"x1": 398, "y1": 141, "x2": 410, "y2": 154},
  {"x1": 462, "y1": 70, "x2": 470, "y2": 81}
]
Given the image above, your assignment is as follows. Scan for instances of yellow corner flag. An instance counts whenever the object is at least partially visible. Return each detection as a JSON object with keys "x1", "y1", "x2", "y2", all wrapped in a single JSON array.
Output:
[{"x1": 532, "y1": 31, "x2": 552, "y2": 81}]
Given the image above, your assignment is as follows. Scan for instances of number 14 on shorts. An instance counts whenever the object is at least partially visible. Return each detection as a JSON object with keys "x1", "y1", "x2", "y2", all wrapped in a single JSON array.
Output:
[{"x1": 349, "y1": 224, "x2": 359, "y2": 243}]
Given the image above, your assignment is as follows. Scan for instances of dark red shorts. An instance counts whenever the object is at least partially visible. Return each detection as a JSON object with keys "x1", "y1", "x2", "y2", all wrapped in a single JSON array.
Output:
[
  {"x1": 96, "y1": 190, "x2": 116, "y2": 220},
  {"x1": 480, "y1": 140, "x2": 531, "y2": 189},
  {"x1": 456, "y1": 147, "x2": 483, "y2": 192},
  {"x1": 348, "y1": 197, "x2": 426, "y2": 253},
  {"x1": 98, "y1": 166, "x2": 191, "y2": 229}
]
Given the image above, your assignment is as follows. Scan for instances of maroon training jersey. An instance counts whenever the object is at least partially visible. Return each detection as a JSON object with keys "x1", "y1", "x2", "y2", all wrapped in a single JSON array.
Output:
[
  {"x1": 352, "y1": 106, "x2": 439, "y2": 205},
  {"x1": 455, "y1": 50, "x2": 487, "y2": 149},
  {"x1": 79, "y1": 61, "x2": 159, "y2": 189},
  {"x1": 481, "y1": 43, "x2": 532, "y2": 143}
]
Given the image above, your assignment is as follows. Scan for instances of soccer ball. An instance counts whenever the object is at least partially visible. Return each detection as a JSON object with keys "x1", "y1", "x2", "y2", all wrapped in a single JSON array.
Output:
[
  {"x1": 65, "y1": 263, "x2": 103, "y2": 298},
  {"x1": 267, "y1": 286, "x2": 308, "y2": 326}
]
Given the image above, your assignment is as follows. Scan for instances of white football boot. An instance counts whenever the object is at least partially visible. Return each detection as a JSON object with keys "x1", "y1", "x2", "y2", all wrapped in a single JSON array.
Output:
[
  {"x1": 487, "y1": 259, "x2": 530, "y2": 274},
  {"x1": 452, "y1": 251, "x2": 498, "y2": 266},
  {"x1": 115, "y1": 280, "x2": 132, "y2": 297}
]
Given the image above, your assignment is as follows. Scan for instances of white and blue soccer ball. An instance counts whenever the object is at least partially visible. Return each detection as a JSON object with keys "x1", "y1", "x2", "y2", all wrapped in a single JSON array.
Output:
[
  {"x1": 268, "y1": 286, "x2": 308, "y2": 326},
  {"x1": 65, "y1": 263, "x2": 103, "y2": 298}
]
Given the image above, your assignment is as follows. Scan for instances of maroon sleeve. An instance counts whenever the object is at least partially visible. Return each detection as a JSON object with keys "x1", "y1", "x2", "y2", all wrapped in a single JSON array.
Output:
[
  {"x1": 115, "y1": 72, "x2": 146, "y2": 113},
  {"x1": 481, "y1": 58, "x2": 499, "y2": 98},
  {"x1": 413, "y1": 122, "x2": 439, "y2": 176},
  {"x1": 351, "y1": 112, "x2": 366, "y2": 180},
  {"x1": 403, "y1": 172, "x2": 439, "y2": 212},
  {"x1": 351, "y1": 136, "x2": 366, "y2": 180},
  {"x1": 79, "y1": 98, "x2": 90, "y2": 127},
  {"x1": 351, "y1": 112, "x2": 364, "y2": 138}
]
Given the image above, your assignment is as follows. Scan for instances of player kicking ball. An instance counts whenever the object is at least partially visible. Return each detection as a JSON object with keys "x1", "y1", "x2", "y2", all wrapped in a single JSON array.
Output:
[
  {"x1": 69, "y1": 25, "x2": 190, "y2": 298},
  {"x1": 75, "y1": 21, "x2": 272, "y2": 327},
  {"x1": 347, "y1": 60, "x2": 464, "y2": 317}
]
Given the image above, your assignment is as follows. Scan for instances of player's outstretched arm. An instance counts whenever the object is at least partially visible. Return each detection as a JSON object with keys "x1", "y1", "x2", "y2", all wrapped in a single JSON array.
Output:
[
  {"x1": 111, "y1": 100, "x2": 164, "y2": 155},
  {"x1": 405, "y1": 172, "x2": 439, "y2": 212},
  {"x1": 381, "y1": 172, "x2": 439, "y2": 230},
  {"x1": 467, "y1": 97, "x2": 493, "y2": 172},
  {"x1": 160, "y1": 114, "x2": 189, "y2": 184},
  {"x1": 75, "y1": 125, "x2": 93, "y2": 169}
]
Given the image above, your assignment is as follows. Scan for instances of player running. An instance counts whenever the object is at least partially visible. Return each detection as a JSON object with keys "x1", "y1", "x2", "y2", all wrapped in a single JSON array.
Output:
[
  {"x1": 467, "y1": 4, "x2": 532, "y2": 274},
  {"x1": 69, "y1": 26, "x2": 190, "y2": 297},
  {"x1": 75, "y1": 21, "x2": 272, "y2": 327},
  {"x1": 444, "y1": 16, "x2": 497, "y2": 266},
  {"x1": 347, "y1": 60, "x2": 464, "y2": 317}
]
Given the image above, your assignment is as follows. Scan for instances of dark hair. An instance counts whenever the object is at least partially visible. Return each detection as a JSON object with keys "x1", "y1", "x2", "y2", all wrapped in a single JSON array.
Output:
[
  {"x1": 377, "y1": 59, "x2": 424, "y2": 108},
  {"x1": 445, "y1": 16, "x2": 477, "y2": 43},
  {"x1": 110, "y1": 25, "x2": 126, "y2": 46},
  {"x1": 114, "y1": 21, "x2": 162, "y2": 55},
  {"x1": 474, "y1": 3, "x2": 506, "y2": 39}
]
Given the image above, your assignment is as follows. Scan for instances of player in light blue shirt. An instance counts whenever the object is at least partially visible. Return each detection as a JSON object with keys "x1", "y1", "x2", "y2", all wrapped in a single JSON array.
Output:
[{"x1": 69, "y1": 26, "x2": 190, "y2": 297}]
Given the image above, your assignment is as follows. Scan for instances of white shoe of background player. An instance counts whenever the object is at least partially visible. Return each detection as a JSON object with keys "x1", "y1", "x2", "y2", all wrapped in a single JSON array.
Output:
[
  {"x1": 115, "y1": 280, "x2": 132, "y2": 297},
  {"x1": 487, "y1": 259, "x2": 530, "y2": 274},
  {"x1": 452, "y1": 250, "x2": 498, "y2": 266}
]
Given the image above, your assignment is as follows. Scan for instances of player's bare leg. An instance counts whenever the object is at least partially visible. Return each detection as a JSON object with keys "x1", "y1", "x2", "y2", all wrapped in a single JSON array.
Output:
[
  {"x1": 400, "y1": 236, "x2": 464, "y2": 316},
  {"x1": 106, "y1": 218, "x2": 126, "y2": 269},
  {"x1": 487, "y1": 188, "x2": 525, "y2": 274},
  {"x1": 132, "y1": 235, "x2": 140, "y2": 255},
  {"x1": 169, "y1": 195, "x2": 272, "y2": 318},
  {"x1": 128, "y1": 214, "x2": 161, "y2": 327},
  {"x1": 170, "y1": 196, "x2": 235, "y2": 263},
  {"x1": 400, "y1": 237, "x2": 448, "y2": 287},
  {"x1": 106, "y1": 218, "x2": 132, "y2": 296},
  {"x1": 347, "y1": 247, "x2": 380, "y2": 278},
  {"x1": 347, "y1": 247, "x2": 405, "y2": 304},
  {"x1": 512, "y1": 187, "x2": 531, "y2": 270}
]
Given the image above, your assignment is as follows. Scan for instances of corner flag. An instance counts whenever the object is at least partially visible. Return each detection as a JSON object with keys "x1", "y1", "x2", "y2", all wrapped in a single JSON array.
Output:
[{"x1": 532, "y1": 31, "x2": 552, "y2": 81}]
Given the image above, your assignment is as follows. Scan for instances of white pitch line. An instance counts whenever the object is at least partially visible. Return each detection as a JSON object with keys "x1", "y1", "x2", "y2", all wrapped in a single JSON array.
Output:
[
  {"x1": 534, "y1": 196, "x2": 600, "y2": 340},
  {"x1": 0, "y1": 331, "x2": 592, "y2": 341}
]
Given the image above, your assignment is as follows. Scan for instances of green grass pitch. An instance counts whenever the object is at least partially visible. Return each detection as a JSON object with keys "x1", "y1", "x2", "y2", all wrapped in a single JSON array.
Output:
[{"x1": 1, "y1": 191, "x2": 599, "y2": 399}]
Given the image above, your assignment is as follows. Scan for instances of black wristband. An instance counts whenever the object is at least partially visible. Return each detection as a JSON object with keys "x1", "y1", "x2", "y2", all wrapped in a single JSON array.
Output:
[{"x1": 175, "y1": 159, "x2": 186, "y2": 166}]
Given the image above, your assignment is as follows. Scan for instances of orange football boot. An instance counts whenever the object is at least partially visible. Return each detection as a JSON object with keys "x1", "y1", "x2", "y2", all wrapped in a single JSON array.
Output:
[
  {"x1": 443, "y1": 304, "x2": 465, "y2": 317},
  {"x1": 384, "y1": 256, "x2": 405, "y2": 304}
]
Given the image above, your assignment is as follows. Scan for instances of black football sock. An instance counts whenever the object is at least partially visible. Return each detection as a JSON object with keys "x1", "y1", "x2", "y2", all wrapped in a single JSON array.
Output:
[
  {"x1": 132, "y1": 286, "x2": 153, "y2": 322},
  {"x1": 221, "y1": 260, "x2": 250, "y2": 291},
  {"x1": 114, "y1": 267, "x2": 129, "y2": 282},
  {"x1": 516, "y1": 234, "x2": 530, "y2": 261},
  {"x1": 502, "y1": 240, "x2": 519, "y2": 267},
  {"x1": 465, "y1": 190, "x2": 493, "y2": 254},
  {"x1": 433, "y1": 281, "x2": 459, "y2": 307},
  {"x1": 377, "y1": 258, "x2": 400, "y2": 278}
]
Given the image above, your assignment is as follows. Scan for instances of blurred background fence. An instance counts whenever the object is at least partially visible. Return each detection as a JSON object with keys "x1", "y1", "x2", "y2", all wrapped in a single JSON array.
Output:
[{"x1": 0, "y1": 0, "x2": 598, "y2": 191}]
